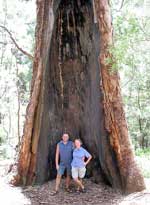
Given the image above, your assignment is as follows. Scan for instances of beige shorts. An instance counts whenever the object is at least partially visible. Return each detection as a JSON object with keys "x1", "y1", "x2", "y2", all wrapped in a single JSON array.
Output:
[{"x1": 71, "y1": 167, "x2": 86, "y2": 179}]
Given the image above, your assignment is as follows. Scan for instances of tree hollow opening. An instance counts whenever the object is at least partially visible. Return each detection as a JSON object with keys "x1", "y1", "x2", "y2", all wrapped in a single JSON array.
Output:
[{"x1": 36, "y1": 0, "x2": 107, "y2": 184}]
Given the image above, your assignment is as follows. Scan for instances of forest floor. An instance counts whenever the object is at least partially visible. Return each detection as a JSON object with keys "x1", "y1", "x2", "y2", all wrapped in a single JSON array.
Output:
[{"x1": 0, "y1": 160, "x2": 150, "y2": 205}]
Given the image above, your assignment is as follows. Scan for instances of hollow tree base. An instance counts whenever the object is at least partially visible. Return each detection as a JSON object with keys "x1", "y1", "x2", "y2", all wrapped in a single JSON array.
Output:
[{"x1": 14, "y1": 0, "x2": 145, "y2": 194}]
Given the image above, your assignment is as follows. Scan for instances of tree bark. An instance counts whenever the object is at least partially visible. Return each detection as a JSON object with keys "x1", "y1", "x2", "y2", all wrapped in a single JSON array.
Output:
[
  {"x1": 94, "y1": 0, "x2": 145, "y2": 193},
  {"x1": 13, "y1": 0, "x2": 145, "y2": 194}
]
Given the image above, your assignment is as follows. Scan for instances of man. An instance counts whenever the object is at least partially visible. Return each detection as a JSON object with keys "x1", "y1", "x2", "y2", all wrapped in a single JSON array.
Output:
[{"x1": 52, "y1": 133, "x2": 73, "y2": 195}]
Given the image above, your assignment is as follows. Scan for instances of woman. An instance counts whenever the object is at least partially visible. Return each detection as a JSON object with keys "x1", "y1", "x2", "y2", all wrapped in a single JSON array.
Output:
[{"x1": 71, "y1": 139, "x2": 92, "y2": 192}]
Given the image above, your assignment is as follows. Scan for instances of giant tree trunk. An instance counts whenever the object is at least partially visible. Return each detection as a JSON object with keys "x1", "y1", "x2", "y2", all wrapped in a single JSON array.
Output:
[{"x1": 14, "y1": 0, "x2": 145, "y2": 193}]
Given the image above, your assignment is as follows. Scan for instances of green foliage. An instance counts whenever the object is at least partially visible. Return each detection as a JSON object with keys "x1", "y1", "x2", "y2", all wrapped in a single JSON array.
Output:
[
  {"x1": 135, "y1": 148, "x2": 150, "y2": 157},
  {"x1": 0, "y1": 127, "x2": 6, "y2": 145},
  {"x1": 136, "y1": 149, "x2": 150, "y2": 178},
  {"x1": 0, "y1": 146, "x2": 7, "y2": 160},
  {"x1": 110, "y1": 0, "x2": 150, "y2": 149},
  {"x1": 0, "y1": 0, "x2": 35, "y2": 158}
]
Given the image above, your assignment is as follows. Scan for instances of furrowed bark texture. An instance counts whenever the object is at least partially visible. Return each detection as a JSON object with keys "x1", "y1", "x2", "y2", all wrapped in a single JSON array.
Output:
[
  {"x1": 14, "y1": 0, "x2": 145, "y2": 193},
  {"x1": 94, "y1": 0, "x2": 145, "y2": 193}
]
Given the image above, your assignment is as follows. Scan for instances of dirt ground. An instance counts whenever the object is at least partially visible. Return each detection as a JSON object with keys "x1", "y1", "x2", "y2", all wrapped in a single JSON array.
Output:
[{"x1": 0, "y1": 160, "x2": 150, "y2": 205}]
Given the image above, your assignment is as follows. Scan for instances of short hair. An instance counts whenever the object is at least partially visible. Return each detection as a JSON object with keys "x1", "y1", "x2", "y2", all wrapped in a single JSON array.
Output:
[
  {"x1": 74, "y1": 138, "x2": 82, "y2": 145},
  {"x1": 62, "y1": 133, "x2": 69, "y2": 137}
]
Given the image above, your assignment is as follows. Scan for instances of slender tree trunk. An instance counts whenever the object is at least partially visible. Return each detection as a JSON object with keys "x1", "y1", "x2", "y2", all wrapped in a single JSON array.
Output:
[
  {"x1": 137, "y1": 87, "x2": 145, "y2": 148},
  {"x1": 13, "y1": 0, "x2": 145, "y2": 193},
  {"x1": 16, "y1": 61, "x2": 21, "y2": 146}
]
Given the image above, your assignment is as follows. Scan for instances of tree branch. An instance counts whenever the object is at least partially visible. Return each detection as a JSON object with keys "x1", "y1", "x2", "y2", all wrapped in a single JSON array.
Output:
[
  {"x1": 0, "y1": 25, "x2": 34, "y2": 60},
  {"x1": 119, "y1": 0, "x2": 125, "y2": 10}
]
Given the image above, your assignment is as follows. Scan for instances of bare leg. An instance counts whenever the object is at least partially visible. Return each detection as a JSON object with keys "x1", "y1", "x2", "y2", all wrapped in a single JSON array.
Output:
[
  {"x1": 66, "y1": 174, "x2": 71, "y2": 189},
  {"x1": 77, "y1": 178, "x2": 83, "y2": 190},
  {"x1": 55, "y1": 174, "x2": 62, "y2": 191},
  {"x1": 74, "y1": 178, "x2": 84, "y2": 189},
  {"x1": 79, "y1": 178, "x2": 83, "y2": 184}
]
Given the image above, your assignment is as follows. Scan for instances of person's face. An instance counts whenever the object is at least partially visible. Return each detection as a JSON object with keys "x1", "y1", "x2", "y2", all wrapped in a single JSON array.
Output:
[
  {"x1": 75, "y1": 140, "x2": 81, "y2": 148},
  {"x1": 62, "y1": 134, "x2": 69, "y2": 142}
]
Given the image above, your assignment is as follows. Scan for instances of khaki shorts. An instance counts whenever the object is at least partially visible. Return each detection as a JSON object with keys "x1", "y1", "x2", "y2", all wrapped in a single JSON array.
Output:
[{"x1": 71, "y1": 167, "x2": 86, "y2": 179}]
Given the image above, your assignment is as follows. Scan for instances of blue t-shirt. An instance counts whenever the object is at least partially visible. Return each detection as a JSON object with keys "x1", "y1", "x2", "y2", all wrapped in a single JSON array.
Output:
[
  {"x1": 71, "y1": 147, "x2": 91, "y2": 168},
  {"x1": 58, "y1": 140, "x2": 73, "y2": 166}
]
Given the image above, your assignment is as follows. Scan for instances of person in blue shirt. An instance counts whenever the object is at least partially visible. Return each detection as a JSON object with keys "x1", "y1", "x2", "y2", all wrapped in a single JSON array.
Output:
[
  {"x1": 71, "y1": 139, "x2": 92, "y2": 193},
  {"x1": 52, "y1": 133, "x2": 74, "y2": 195}
]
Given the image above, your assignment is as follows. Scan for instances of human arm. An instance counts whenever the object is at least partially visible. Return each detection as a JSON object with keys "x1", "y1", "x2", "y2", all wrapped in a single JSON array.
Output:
[
  {"x1": 83, "y1": 149, "x2": 92, "y2": 166},
  {"x1": 84, "y1": 155, "x2": 92, "y2": 166},
  {"x1": 55, "y1": 144, "x2": 59, "y2": 170},
  {"x1": 72, "y1": 142, "x2": 75, "y2": 150}
]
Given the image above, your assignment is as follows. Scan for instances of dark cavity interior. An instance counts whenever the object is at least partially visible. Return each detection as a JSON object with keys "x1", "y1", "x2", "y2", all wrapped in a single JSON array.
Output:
[{"x1": 36, "y1": 0, "x2": 107, "y2": 184}]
